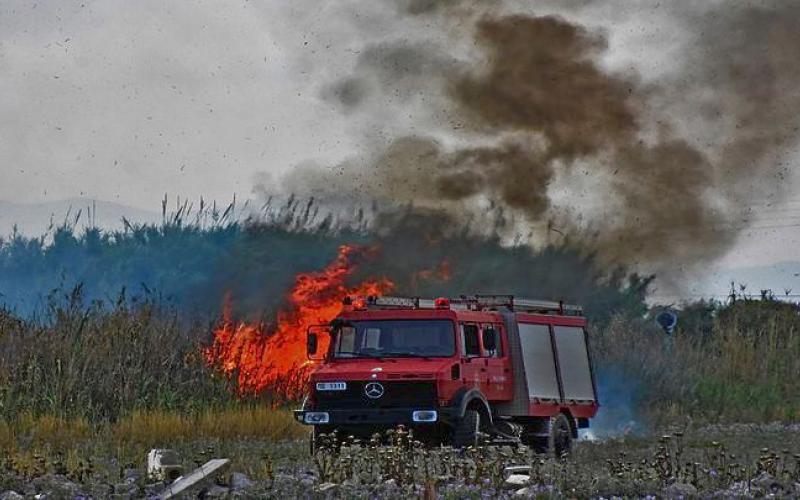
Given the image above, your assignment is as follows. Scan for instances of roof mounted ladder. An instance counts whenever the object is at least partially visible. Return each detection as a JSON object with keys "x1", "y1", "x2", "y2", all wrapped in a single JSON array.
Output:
[{"x1": 357, "y1": 294, "x2": 583, "y2": 315}]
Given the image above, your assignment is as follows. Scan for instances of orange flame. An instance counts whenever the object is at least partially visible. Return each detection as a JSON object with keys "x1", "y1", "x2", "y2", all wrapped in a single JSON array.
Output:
[
  {"x1": 204, "y1": 245, "x2": 394, "y2": 398},
  {"x1": 412, "y1": 260, "x2": 452, "y2": 284}
]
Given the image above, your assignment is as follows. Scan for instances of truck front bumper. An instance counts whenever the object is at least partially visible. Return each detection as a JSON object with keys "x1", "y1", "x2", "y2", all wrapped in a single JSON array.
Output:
[{"x1": 294, "y1": 407, "x2": 457, "y2": 427}]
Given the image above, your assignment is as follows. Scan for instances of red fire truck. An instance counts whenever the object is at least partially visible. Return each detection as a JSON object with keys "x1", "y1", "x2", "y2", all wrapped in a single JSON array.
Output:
[{"x1": 294, "y1": 295, "x2": 598, "y2": 455}]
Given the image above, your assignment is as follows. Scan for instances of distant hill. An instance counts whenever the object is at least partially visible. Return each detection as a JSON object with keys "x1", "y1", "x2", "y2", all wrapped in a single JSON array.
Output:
[{"x1": 0, "y1": 198, "x2": 159, "y2": 237}]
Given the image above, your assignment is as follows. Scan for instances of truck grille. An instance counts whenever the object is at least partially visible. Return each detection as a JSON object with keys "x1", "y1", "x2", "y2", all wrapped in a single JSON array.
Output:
[{"x1": 314, "y1": 381, "x2": 437, "y2": 410}]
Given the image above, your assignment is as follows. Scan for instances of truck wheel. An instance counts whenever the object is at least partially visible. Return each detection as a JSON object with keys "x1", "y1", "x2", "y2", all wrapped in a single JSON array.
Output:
[
  {"x1": 452, "y1": 410, "x2": 480, "y2": 448},
  {"x1": 548, "y1": 414, "x2": 573, "y2": 457}
]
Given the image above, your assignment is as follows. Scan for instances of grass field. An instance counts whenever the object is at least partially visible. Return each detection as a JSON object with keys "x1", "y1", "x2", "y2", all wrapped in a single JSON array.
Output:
[
  {"x1": 0, "y1": 294, "x2": 797, "y2": 496},
  {"x1": 1, "y1": 416, "x2": 799, "y2": 497},
  {"x1": 2, "y1": 280, "x2": 797, "y2": 427},
  {"x1": 0, "y1": 407, "x2": 305, "y2": 455},
  {"x1": 0, "y1": 407, "x2": 307, "y2": 495}
]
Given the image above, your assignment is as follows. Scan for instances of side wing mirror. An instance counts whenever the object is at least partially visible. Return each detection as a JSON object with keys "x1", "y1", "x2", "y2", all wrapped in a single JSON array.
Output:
[
  {"x1": 307, "y1": 332, "x2": 319, "y2": 357},
  {"x1": 306, "y1": 325, "x2": 329, "y2": 360},
  {"x1": 482, "y1": 328, "x2": 497, "y2": 351}
]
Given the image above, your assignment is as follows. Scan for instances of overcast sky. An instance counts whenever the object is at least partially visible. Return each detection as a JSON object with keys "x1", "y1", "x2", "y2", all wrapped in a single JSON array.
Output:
[
  {"x1": 0, "y1": 1, "x2": 363, "y2": 207},
  {"x1": 1, "y1": 0, "x2": 799, "y2": 291}
]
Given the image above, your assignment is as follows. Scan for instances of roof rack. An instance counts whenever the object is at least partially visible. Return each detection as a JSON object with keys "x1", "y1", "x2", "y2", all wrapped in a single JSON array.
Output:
[{"x1": 355, "y1": 295, "x2": 583, "y2": 316}]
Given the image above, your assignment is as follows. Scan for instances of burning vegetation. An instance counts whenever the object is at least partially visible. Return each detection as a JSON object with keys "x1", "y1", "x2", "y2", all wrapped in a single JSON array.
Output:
[{"x1": 204, "y1": 245, "x2": 394, "y2": 399}]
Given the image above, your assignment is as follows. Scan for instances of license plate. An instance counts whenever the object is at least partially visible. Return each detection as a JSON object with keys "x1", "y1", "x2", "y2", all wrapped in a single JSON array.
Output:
[{"x1": 316, "y1": 382, "x2": 347, "y2": 391}]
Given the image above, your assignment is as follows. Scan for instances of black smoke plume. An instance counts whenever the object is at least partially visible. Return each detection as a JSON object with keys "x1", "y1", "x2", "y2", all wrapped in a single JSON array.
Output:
[{"x1": 282, "y1": 1, "x2": 800, "y2": 277}]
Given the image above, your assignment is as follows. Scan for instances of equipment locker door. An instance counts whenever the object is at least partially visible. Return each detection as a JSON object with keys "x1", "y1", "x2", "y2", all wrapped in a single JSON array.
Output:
[
  {"x1": 459, "y1": 323, "x2": 487, "y2": 392},
  {"x1": 480, "y1": 323, "x2": 512, "y2": 401},
  {"x1": 517, "y1": 322, "x2": 562, "y2": 403},
  {"x1": 553, "y1": 325, "x2": 596, "y2": 403}
]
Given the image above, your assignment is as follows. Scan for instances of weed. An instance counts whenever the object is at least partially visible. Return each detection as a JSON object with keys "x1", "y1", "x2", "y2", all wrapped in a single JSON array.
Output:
[
  {"x1": 593, "y1": 296, "x2": 800, "y2": 425},
  {"x1": 112, "y1": 407, "x2": 305, "y2": 446}
]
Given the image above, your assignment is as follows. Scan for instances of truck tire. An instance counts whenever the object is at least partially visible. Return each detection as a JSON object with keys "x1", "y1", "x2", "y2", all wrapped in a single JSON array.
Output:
[
  {"x1": 548, "y1": 414, "x2": 573, "y2": 457},
  {"x1": 452, "y1": 410, "x2": 480, "y2": 448}
]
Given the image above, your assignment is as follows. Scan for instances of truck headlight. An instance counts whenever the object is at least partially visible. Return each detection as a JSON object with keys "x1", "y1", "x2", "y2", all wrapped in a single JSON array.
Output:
[
  {"x1": 412, "y1": 410, "x2": 438, "y2": 423},
  {"x1": 303, "y1": 412, "x2": 330, "y2": 424}
]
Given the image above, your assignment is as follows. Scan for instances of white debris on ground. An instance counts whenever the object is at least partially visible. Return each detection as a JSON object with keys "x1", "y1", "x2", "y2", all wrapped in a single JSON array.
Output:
[
  {"x1": 147, "y1": 449, "x2": 183, "y2": 482},
  {"x1": 503, "y1": 474, "x2": 530, "y2": 489}
]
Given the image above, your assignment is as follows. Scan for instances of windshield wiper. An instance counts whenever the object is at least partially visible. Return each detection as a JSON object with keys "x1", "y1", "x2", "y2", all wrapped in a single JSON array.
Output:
[
  {"x1": 334, "y1": 351, "x2": 396, "y2": 361},
  {"x1": 334, "y1": 351, "x2": 362, "y2": 358},
  {"x1": 379, "y1": 351, "x2": 434, "y2": 360}
]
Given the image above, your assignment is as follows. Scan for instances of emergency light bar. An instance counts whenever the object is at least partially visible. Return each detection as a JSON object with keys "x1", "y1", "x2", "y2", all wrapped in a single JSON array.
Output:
[
  {"x1": 457, "y1": 295, "x2": 514, "y2": 307},
  {"x1": 365, "y1": 296, "x2": 467, "y2": 310},
  {"x1": 456, "y1": 295, "x2": 583, "y2": 315},
  {"x1": 368, "y1": 296, "x2": 418, "y2": 308}
]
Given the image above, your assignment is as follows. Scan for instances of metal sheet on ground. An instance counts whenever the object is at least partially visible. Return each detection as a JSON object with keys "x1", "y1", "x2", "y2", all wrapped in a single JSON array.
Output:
[
  {"x1": 553, "y1": 326, "x2": 595, "y2": 401},
  {"x1": 158, "y1": 458, "x2": 230, "y2": 499},
  {"x1": 518, "y1": 323, "x2": 560, "y2": 400}
]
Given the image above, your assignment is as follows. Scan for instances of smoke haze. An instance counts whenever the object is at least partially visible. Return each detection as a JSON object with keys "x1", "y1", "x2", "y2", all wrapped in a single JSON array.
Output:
[
  {"x1": 279, "y1": 0, "x2": 800, "y2": 277},
  {"x1": 2, "y1": 0, "x2": 799, "y2": 284}
]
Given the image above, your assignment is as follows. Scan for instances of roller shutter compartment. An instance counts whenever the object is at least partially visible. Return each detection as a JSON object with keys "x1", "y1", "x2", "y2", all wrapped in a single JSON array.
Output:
[
  {"x1": 553, "y1": 326, "x2": 595, "y2": 402},
  {"x1": 518, "y1": 323, "x2": 561, "y2": 401}
]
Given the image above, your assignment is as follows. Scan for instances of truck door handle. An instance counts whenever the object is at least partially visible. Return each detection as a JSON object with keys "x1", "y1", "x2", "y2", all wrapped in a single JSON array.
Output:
[{"x1": 480, "y1": 368, "x2": 487, "y2": 372}]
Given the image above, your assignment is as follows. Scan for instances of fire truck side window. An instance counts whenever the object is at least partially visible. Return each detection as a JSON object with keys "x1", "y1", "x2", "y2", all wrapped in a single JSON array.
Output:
[
  {"x1": 461, "y1": 324, "x2": 481, "y2": 357},
  {"x1": 482, "y1": 325, "x2": 503, "y2": 358},
  {"x1": 338, "y1": 326, "x2": 356, "y2": 353}
]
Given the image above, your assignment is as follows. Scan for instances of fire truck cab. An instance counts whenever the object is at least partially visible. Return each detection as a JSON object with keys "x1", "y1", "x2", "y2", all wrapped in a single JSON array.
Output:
[{"x1": 294, "y1": 295, "x2": 598, "y2": 455}]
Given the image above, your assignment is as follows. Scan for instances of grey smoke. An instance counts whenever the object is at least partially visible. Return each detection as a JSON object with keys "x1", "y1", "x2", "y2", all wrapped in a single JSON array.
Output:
[{"x1": 277, "y1": 0, "x2": 800, "y2": 275}]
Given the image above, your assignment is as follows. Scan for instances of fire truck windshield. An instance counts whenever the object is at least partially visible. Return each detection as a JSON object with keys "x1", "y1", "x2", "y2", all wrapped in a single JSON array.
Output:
[{"x1": 332, "y1": 320, "x2": 455, "y2": 358}]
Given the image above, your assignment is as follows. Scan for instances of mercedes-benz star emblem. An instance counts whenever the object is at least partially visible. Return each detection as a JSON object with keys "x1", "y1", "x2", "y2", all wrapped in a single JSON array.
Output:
[{"x1": 364, "y1": 382, "x2": 385, "y2": 399}]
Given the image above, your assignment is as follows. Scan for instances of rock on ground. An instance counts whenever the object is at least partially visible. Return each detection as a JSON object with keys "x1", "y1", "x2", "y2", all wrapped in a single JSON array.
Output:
[
  {"x1": 123, "y1": 468, "x2": 142, "y2": 484},
  {"x1": 316, "y1": 482, "x2": 339, "y2": 493},
  {"x1": 88, "y1": 484, "x2": 113, "y2": 498},
  {"x1": 664, "y1": 482, "x2": 698, "y2": 499},
  {"x1": 31, "y1": 474, "x2": 83, "y2": 498},
  {"x1": 752, "y1": 472, "x2": 784, "y2": 494},
  {"x1": 229, "y1": 472, "x2": 254, "y2": 491},
  {"x1": 113, "y1": 482, "x2": 140, "y2": 496},
  {"x1": 202, "y1": 485, "x2": 230, "y2": 498},
  {"x1": 0, "y1": 492, "x2": 24, "y2": 500},
  {"x1": 513, "y1": 486, "x2": 530, "y2": 497},
  {"x1": 504, "y1": 474, "x2": 530, "y2": 489},
  {"x1": 721, "y1": 481, "x2": 751, "y2": 497},
  {"x1": 504, "y1": 465, "x2": 531, "y2": 476}
]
